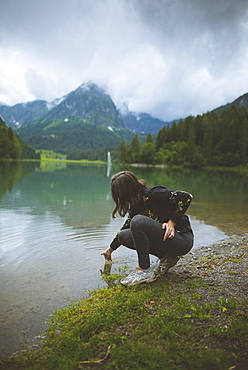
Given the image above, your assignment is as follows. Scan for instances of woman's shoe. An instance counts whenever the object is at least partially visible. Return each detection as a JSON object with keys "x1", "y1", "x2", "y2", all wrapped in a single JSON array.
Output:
[
  {"x1": 120, "y1": 267, "x2": 157, "y2": 286},
  {"x1": 154, "y1": 255, "x2": 180, "y2": 275}
]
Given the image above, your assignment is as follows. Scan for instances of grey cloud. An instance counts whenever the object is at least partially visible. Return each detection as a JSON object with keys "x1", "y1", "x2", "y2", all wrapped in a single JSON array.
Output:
[
  {"x1": 0, "y1": 0, "x2": 248, "y2": 120},
  {"x1": 131, "y1": 0, "x2": 248, "y2": 63}
]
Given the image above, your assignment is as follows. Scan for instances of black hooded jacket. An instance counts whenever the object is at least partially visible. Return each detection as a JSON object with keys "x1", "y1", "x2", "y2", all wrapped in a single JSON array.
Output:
[{"x1": 110, "y1": 186, "x2": 193, "y2": 250}]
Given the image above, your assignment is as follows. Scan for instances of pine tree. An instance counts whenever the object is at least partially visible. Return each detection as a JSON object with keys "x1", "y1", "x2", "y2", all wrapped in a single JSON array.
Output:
[
  {"x1": 202, "y1": 115, "x2": 213, "y2": 164},
  {"x1": 156, "y1": 126, "x2": 169, "y2": 150},
  {"x1": 119, "y1": 139, "x2": 129, "y2": 163},
  {"x1": 170, "y1": 121, "x2": 178, "y2": 142},
  {"x1": 140, "y1": 142, "x2": 156, "y2": 164},
  {"x1": 186, "y1": 119, "x2": 196, "y2": 162},
  {"x1": 146, "y1": 133, "x2": 153, "y2": 143},
  {"x1": 130, "y1": 134, "x2": 140, "y2": 162}
]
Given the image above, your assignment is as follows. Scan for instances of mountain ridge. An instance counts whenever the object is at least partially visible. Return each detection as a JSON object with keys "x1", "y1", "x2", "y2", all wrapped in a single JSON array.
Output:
[
  {"x1": 38, "y1": 82, "x2": 125, "y2": 130},
  {"x1": 0, "y1": 82, "x2": 172, "y2": 134},
  {"x1": 1, "y1": 82, "x2": 133, "y2": 153},
  {"x1": 0, "y1": 82, "x2": 247, "y2": 154},
  {"x1": 212, "y1": 92, "x2": 248, "y2": 115},
  {"x1": 1, "y1": 84, "x2": 248, "y2": 130}
]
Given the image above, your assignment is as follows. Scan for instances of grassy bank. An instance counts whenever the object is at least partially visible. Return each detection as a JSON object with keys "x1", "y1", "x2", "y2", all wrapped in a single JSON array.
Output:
[
  {"x1": 1, "y1": 243, "x2": 247, "y2": 370},
  {"x1": 38, "y1": 150, "x2": 105, "y2": 164},
  {"x1": 36, "y1": 150, "x2": 248, "y2": 171}
]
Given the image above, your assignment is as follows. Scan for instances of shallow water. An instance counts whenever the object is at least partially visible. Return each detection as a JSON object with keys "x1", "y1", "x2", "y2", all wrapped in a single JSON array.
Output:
[{"x1": 0, "y1": 161, "x2": 247, "y2": 356}]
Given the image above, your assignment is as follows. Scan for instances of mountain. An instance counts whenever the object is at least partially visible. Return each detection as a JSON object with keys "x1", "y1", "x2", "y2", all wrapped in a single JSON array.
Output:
[
  {"x1": 0, "y1": 83, "x2": 124, "y2": 129},
  {"x1": 0, "y1": 82, "x2": 171, "y2": 153},
  {"x1": 0, "y1": 84, "x2": 171, "y2": 135},
  {"x1": 37, "y1": 83, "x2": 125, "y2": 129},
  {"x1": 0, "y1": 83, "x2": 134, "y2": 154},
  {"x1": 212, "y1": 92, "x2": 248, "y2": 115},
  {"x1": 1, "y1": 81, "x2": 247, "y2": 155},
  {"x1": 0, "y1": 100, "x2": 49, "y2": 129},
  {"x1": 122, "y1": 112, "x2": 171, "y2": 134},
  {"x1": 121, "y1": 91, "x2": 248, "y2": 134},
  {"x1": 0, "y1": 117, "x2": 39, "y2": 160}
]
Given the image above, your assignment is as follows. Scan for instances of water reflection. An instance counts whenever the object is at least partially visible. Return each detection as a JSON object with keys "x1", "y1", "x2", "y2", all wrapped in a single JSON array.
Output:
[
  {"x1": 2, "y1": 162, "x2": 247, "y2": 235},
  {"x1": 0, "y1": 161, "x2": 40, "y2": 200},
  {"x1": 127, "y1": 166, "x2": 248, "y2": 235}
]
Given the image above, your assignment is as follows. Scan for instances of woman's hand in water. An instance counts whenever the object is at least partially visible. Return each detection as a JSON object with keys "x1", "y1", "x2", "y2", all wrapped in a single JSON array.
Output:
[
  {"x1": 101, "y1": 246, "x2": 113, "y2": 261},
  {"x1": 162, "y1": 220, "x2": 176, "y2": 240}
]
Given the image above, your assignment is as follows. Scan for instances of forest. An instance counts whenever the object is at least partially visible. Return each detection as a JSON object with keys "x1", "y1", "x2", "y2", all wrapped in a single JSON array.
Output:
[
  {"x1": 118, "y1": 105, "x2": 248, "y2": 168},
  {"x1": 0, "y1": 117, "x2": 40, "y2": 160},
  {"x1": 1, "y1": 103, "x2": 248, "y2": 167},
  {"x1": 67, "y1": 104, "x2": 247, "y2": 167}
]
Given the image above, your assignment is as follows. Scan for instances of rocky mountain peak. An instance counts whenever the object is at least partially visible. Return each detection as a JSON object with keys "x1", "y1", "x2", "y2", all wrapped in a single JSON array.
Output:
[{"x1": 77, "y1": 81, "x2": 105, "y2": 94}]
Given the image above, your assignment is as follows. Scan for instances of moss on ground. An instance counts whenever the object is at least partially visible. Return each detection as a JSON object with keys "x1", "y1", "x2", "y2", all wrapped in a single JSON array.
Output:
[{"x1": 1, "y1": 235, "x2": 247, "y2": 370}]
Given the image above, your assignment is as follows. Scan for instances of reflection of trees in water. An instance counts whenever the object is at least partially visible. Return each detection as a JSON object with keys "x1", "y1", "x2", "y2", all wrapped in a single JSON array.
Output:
[
  {"x1": 124, "y1": 166, "x2": 248, "y2": 235},
  {"x1": 1, "y1": 162, "x2": 115, "y2": 228},
  {"x1": 1, "y1": 163, "x2": 247, "y2": 234},
  {"x1": 127, "y1": 166, "x2": 247, "y2": 205},
  {"x1": 67, "y1": 163, "x2": 110, "y2": 177},
  {"x1": 0, "y1": 161, "x2": 40, "y2": 200}
]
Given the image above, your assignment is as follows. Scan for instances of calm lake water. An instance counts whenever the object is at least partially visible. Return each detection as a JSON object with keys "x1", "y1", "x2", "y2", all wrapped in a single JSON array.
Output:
[{"x1": 0, "y1": 161, "x2": 247, "y2": 356}]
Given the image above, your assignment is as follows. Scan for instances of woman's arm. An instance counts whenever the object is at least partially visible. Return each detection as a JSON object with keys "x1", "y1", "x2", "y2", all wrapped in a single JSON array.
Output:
[
  {"x1": 103, "y1": 214, "x2": 133, "y2": 257},
  {"x1": 101, "y1": 246, "x2": 114, "y2": 261},
  {"x1": 168, "y1": 190, "x2": 193, "y2": 224},
  {"x1": 108, "y1": 214, "x2": 133, "y2": 250}
]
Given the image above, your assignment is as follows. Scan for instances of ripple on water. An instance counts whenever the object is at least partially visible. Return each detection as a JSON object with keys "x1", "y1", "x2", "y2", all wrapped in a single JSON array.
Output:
[{"x1": 0, "y1": 211, "x2": 228, "y2": 357}]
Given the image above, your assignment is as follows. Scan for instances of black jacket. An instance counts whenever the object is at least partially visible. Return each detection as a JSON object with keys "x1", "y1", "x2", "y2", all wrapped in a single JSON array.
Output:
[{"x1": 110, "y1": 186, "x2": 193, "y2": 250}]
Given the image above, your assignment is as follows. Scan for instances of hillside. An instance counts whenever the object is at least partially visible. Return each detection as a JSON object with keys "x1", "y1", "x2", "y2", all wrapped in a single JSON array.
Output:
[
  {"x1": 0, "y1": 87, "x2": 172, "y2": 136},
  {"x1": 0, "y1": 83, "x2": 248, "y2": 155},
  {"x1": 0, "y1": 117, "x2": 39, "y2": 160},
  {"x1": 122, "y1": 112, "x2": 171, "y2": 134},
  {"x1": 212, "y1": 92, "x2": 248, "y2": 115},
  {"x1": 0, "y1": 100, "x2": 49, "y2": 129},
  {"x1": 0, "y1": 83, "x2": 172, "y2": 154},
  {"x1": 0, "y1": 83, "x2": 134, "y2": 154},
  {"x1": 38, "y1": 83, "x2": 124, "y2": 129}
]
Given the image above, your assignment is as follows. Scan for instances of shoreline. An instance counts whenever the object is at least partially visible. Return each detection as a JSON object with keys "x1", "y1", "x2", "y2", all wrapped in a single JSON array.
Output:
[
  {"x1": 1, "y1": 233, "x2": 247, "y2": 369},
  {"x1": 1, "y1": 158, "x2": 247, "y2": 174},
  {"x1": 2, "y1": 233, "x2": 247, "y2": 360},
  {"x1": 170, "y1": 233, "x2": 248, "y2": 299}
]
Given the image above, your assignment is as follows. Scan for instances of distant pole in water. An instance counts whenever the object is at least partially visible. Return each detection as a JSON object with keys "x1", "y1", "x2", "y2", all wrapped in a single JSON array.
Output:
[
  {"x1": 107, "y1": 151, "x2": 111, "y2": 165},
  {"x1": 107, "y1": 151, "x2": 111, "y2": 177}
]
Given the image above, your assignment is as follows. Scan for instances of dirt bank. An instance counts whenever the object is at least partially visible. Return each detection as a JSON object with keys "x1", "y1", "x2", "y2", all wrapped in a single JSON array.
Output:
[{"x1": 168, "y1": 234, "x2": 248, "y2": 299}]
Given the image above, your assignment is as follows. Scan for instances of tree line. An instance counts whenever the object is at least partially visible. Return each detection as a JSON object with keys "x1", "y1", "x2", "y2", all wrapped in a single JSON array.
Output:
[
  {"x1": 3, "y1": 102, "x2": 246, "y2": 167},
  {"x1": 0, "y1": 117, "x2": 40, "y2": 160},
  {"x1": 66, "y1": 146, "x2": 119, "y2": 162},
  {"x1": 119, "y1": 105, "x2": 248, "y2": 167}
]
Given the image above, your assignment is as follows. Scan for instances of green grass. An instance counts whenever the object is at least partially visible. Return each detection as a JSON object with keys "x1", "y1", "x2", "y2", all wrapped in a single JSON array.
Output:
[
  {"x1": 1, "y1": 272, "x2": 247, "y2": 370},
  {"x1": 38, "y1": 150, "x2": 105, "y2": 164},
  {"x1": 39, "y1": 150, "x2": 67, "y2": 160},
  {"x1": 36, "y1": 151, "x2": 248, "y2": 171}
]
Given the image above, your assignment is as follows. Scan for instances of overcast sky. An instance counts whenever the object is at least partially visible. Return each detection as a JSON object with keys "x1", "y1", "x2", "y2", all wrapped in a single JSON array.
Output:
[{"x1": 0, "y1": 0, "x2": 248, "y2": 121}]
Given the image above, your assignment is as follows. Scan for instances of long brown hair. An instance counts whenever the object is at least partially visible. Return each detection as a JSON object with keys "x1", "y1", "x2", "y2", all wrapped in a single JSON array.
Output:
[{"x1": 111, "y1": 171, "x2": 146, "y2": 218}]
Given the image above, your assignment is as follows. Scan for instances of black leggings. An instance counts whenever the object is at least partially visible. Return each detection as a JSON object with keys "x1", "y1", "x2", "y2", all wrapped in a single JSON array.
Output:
[{"x1": 118, "y1": 215, "x2": 194, "y2": 269}]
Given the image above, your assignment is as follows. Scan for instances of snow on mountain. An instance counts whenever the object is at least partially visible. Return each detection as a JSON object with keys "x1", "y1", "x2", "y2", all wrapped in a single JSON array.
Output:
[{"x1": 46, "y1": 96, "x2": 66, "y2": 110}]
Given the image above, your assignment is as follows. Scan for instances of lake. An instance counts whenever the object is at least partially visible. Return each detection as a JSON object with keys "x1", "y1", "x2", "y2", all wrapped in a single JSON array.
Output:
[{"x1": 0, "y1": 160, "x2": 247, "y2": 356}]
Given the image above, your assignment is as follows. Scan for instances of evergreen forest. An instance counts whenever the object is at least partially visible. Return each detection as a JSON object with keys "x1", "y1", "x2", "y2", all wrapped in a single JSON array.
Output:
[
  {"x1": 1, "y1": 102, "x2": 248, "y2": 168},
  {"x1": 118, "y1": 105, "x2": 248, "y2": 168},
  {"x1": 0, "y1": 117, "x2": 40, "y2": 160}
]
